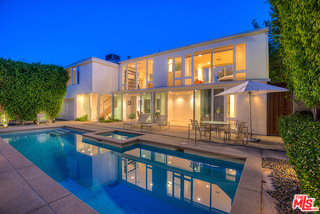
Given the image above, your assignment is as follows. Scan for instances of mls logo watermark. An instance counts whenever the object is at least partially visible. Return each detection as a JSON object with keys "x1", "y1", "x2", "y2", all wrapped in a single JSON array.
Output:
[{"x1": 292, "y1": 194, "x2": 319, "y2": 212}]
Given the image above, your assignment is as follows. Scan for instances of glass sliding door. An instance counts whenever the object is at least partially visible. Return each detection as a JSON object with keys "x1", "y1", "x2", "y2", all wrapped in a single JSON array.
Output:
[
  {"x1": 100, "y1": 94, "x2": 112, "y2": 119},
  {"x1": 124, "y1": 94, "x2": 140, "y2": 120},
  {"x1": 141, "y1": 93, "x2": 152, "y2": 122},
  {"x1": 154, "y1": 92, "x2": 166, "y2": 121},
  {"x1": 195, "y1": 89, "x2": 211, "y2": 121},
  {"x1": 213, "y1": 89, "x2": 224, "y2": 121},
  {"x1": 113, "y1": 94, "x2": 122, "y2": 120}
]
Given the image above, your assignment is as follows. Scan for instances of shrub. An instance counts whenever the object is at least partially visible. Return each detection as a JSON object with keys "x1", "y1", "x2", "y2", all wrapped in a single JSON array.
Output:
[
  {"x1": 99, "y1": 115, "x2": 121, "y2": 123},
  {"x1": 129, "y1": 113, "x2": 136, "y2": 119},
  {"x1": 278, "y1": 112, "x2": 320, "y2": 206},
  {"x1": 99, "y1": 116, "x2": 105, "y2": 123},
  {"x1": 0, "y1": 58, "x2": 68, "y2": 121},
  {"x1": 75, "y1": 114, "x2": 88, "y2": 121}
]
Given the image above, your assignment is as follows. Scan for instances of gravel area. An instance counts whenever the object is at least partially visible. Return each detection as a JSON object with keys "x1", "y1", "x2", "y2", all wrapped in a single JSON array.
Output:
[{"x1": 262, "y1": 158, "x2": 303, "y2": 214}]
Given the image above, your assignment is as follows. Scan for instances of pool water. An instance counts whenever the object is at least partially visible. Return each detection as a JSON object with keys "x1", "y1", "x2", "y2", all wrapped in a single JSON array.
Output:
[
  {"x1": 0, "y1": 128, "x2": 244, "y2": 214},
  {"x1": 99, "y1": 131, "x2": 140, "y2": 140}
]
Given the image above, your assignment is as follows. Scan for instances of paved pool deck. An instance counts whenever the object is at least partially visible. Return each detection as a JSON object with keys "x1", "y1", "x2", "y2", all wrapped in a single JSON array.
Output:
[{"x1": 0, "y1": 121, "x2": 288, "y2": 214}]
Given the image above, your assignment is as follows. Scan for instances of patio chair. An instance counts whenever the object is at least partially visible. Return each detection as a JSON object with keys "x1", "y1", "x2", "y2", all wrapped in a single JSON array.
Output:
[
  {"x1": 141, "y1": 115, "x2": 168, "y2": 132},
  {"x1": 225, "y1": 121, "x2": 248, "y2": 144},
  {"x1": 188, "y1": 119, "x2": 210, "y2": 141},
  {"x1": 123, "y1": 114, "x2": 149, "y2": 130}
]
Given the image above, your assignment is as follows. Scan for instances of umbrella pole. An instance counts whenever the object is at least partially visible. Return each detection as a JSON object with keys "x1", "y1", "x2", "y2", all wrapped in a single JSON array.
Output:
[{"x1": 248, "y1": 92, "x2": 260, "y2": 142}]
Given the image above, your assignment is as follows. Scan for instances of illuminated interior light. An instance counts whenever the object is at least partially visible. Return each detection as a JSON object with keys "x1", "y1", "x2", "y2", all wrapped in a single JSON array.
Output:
[
  {"x1": 207, "y1": 62, "x2": 210, "y2": 64},
  {"x1": 90, "y1": 152, "x2": 93, "y2": 155},
  {"x1": 168, "y1": 181, "x2": 172, "y2": 184},
  {"x1": 81, "y1": 150, "x2": 84, "y2": 153},
  {"x1": 199, "y1": 54, "x2": 202, "y2": 57},
  {"x1": 132, "y1": 176, "x2": 134, "y2": 179},
  {"x1": 88, "y1": 148, "x2": 91, "y2": 151},
  {"x1": 197, "y1": 198, "x2": 201, "y2": 201},
  {"x1": 206, "y1": 185, "x2": 209, "y2": 188},
  {"x1": 168, "y1": 162, "x2": 171, "y2": 164}
]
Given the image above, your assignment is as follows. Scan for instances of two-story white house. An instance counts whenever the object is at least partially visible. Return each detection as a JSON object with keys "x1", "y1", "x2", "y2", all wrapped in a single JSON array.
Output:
[{"x1": 61, "y1": 27, "x2": 270, "y2": 135}]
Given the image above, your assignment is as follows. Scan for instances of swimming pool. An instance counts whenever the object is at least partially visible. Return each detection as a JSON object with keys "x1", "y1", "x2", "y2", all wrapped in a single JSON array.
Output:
[{"x1": 0, "y1": 128, "x2": 244, "y2": 214}]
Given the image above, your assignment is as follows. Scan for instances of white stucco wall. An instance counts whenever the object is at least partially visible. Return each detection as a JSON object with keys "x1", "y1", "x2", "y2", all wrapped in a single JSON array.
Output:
[{"x1": 92, "y1": 61, "x2": 119, "y2": 95}]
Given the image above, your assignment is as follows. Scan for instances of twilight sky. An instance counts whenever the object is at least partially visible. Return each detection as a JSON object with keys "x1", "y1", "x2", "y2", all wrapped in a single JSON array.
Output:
[{"x1": 0, "y1": 0, "x2": 270, "y2": 67}]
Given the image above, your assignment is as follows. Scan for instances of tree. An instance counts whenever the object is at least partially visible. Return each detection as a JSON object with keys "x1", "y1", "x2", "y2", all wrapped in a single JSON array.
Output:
[
  {"x1": 267, "y1": 0, "x2": 320, "y2": 121},
  {"x1": 0, "y1": 58, "x2": 69, "y2": 121}
]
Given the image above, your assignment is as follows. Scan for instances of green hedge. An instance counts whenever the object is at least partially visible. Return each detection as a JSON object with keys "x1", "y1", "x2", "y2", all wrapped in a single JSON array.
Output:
[
  {"x1": 278, "y1": 112, "x2": 320, "y2": 206},
  {"x1": 0, "y1": 58, "x2": 68, "y2": 121}
]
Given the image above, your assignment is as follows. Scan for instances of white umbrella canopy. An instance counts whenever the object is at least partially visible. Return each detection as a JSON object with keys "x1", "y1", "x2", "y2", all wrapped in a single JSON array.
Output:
[
  {"x1": 215, "y1": 80, "x2": 289, "y2": 96},
  {"x1": 215, "y1": 81, "x2": 289, "y2": 142}
]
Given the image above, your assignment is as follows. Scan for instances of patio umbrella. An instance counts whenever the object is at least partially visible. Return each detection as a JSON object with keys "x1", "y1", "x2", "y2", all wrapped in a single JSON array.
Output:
[{"x1": 215, "y1": 81, "x2": 289, "y2": 142}]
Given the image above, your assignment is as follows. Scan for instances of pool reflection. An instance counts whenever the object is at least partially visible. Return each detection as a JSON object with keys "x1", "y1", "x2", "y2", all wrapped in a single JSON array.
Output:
[{"x1": 73, "y1": 136, "x2": 242, "y2": 214}]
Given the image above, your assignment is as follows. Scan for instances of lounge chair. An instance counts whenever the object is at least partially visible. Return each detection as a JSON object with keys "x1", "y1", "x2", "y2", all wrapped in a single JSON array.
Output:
[
  {"x1": 141, "y1": 115, "x2": 168, "y2": 132},
  {"x1": 123, "y1": 114, "x2": 149, "y2": 129}
]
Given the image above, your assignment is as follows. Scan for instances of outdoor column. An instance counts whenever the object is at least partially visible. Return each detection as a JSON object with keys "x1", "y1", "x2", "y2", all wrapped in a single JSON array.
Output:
[{"x1": 97, "y1": 94, "x2": 100, "y2": 122}]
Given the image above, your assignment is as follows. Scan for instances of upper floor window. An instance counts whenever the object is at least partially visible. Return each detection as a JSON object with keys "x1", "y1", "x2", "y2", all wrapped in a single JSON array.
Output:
[
  {"x1": 167, "y1": 58, "x2": 173, "y2": 87},
  {"x1": 213, "y1": 46, "x2": 233, "y2": 82},
  {"x1": 194, "y1": 50, "x2": 211, "y2": 84},
  {"x1": 235, "y1": 43, "x2": 246, "y2": 81},
  {"x1": 67, "y1": 67, "x2": 79, "y2": 86},
  {"x1": 147, "y1": 60, "x2": 153, "y2": 88},
  {"x1": 123, "y1": 59, "x2": 153, "y2": 90},
  {"x1": 137, "y1": 60, "x2": 147, "y2": 89},
  {"x1": 127, "y1": 62, "x2": 136, "y2": 90}
]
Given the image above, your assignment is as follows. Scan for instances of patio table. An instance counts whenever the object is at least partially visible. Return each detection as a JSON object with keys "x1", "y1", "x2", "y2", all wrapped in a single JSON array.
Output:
[{"x1": 201, "y1": 121, "x2": 231, "y2": 141}]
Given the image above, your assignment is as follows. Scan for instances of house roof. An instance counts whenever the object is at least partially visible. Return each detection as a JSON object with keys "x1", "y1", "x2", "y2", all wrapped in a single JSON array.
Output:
[{"x1": 64, "y1": 56, "x2": 119, "y2": 69}]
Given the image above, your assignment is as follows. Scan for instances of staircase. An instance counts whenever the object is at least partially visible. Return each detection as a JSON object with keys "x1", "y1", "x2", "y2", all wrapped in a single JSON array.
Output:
[{"x1": 100, "y1": 96, "x2": 112, "y2": 118}]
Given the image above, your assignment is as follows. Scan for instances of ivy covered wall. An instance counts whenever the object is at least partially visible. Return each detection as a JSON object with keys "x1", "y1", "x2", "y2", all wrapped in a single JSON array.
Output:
[{"x1": 0, "y1": 58, "x2": 69, "y2": 121}]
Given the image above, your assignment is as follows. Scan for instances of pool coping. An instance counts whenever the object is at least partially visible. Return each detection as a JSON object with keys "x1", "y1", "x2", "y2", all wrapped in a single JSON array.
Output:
[{"x1": 0, "y1": 124, "x2": 262, "y2": 214}]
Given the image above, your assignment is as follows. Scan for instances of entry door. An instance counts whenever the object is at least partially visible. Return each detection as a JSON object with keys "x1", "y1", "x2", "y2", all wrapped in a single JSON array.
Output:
[{"x1": 268, "y1": 83, "x2": 291, "y2": 135}]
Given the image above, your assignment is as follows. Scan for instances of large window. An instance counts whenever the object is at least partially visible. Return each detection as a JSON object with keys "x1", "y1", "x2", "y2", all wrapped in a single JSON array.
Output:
[
  {"x1": 137, "y1": 60, "x2": 147, "y2": 89},
  {"x1": 122, "y1": 65, "x2": 126, "y2": 90},
  {"x1": 113, "y1": 94, "x2": 122, "y2": 120},
  {"x1": 141, "y1": 93, "x2": 151, "y2": 122},
  {"x1": 127, "y1": 62, "x2": 136, "y2": 90},
  {"x1": 195, "y1": 89, "x2": 211, "y2": 121},
  {"x1": 147, "y1": 60, "x2": 153, "y2": 88},
  {"x1": 194, "y1": 50, "x2": 211, "y2": 84},
  {"x1": 213, "y1": 46, "x2": 234, "y2": 82},
  {"x1": 154, "y1": 92, "x2": 166, "y2": 121},
  {"x1": 236, "y1": 43, "x2": 246, "y2": 81},
  {"x1": 67, "y1": 67, "x2": 79, "y2": 86},
  {"x1": 167, "y1": 58, "x2": 173, "y2": 87},
  {"x1": 174, "y1": 57, "x2": 182, "y2": 86},
  {"x1": 184, "y1": 54, "x2": 192, "y2": 85},
  {"x1": 214, "y1": 89, "x2": 224, "y2": 121},
  {"x1": 227, "y1": 95, "x2": 236, "y2": 118}
]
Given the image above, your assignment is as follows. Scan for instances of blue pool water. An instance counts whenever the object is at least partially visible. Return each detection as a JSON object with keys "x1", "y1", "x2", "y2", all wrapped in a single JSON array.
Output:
[
  {"x1": 0, "y1": 128, "x2": 244, "y2": 214},
  {"x1": 99, "y1": 131, "x2": 140, "y2": 140}
]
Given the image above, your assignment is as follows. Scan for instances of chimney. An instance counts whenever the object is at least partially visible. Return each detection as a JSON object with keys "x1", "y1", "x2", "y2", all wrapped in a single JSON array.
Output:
[{"x1": 105, "y1": 54, "x2": 120, "y2": 63}]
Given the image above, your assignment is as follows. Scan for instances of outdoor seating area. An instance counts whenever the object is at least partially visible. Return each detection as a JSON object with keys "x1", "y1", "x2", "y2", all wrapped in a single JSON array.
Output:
[{"x1": 188, "y1": 117, "x2": 249, "y2": 144}]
